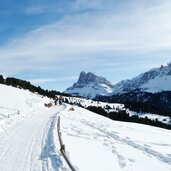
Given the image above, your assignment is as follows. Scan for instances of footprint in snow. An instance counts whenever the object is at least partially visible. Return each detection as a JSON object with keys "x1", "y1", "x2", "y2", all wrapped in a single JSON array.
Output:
[
  {"x1": 112, "y1": 148, "x2": 127, "y2": 168},
  {"x1": 128, "y1": 158, "x2": 135, "y2": 163}
]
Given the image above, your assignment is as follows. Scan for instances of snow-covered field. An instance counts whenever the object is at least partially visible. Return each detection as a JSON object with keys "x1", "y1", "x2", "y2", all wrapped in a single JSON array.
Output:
[
  {"x1": 0, "y1": 84, "x2": 171, "y2": 171},
  {"x1": 59, "y1": 105, "x2": 171, "y2": 171}
]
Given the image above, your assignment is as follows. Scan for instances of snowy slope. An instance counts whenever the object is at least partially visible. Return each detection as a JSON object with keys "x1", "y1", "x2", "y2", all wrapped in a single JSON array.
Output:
[
  {"x1": 59, "y1": 105, "x2": 171, "y2": 171},
  {"x1": 112, "y1": 62, "x2": 171, "y2": 94},
  {"x1": 66, "y1": 96, "x2": 171, "y2": 124},
  {"x1": 140, "y1": 75, "x2": 171, "y2": 93},
  {"x1": 0, "y1": 84, "x2": 50, "y2": 133},
  {"x1": 65, "y1": 71, "x2": 113, "y2": 98},
  {"x1": 0, "y1": 84, "x2": 171, "y2": 171},
  {"x1": 0, "y1": 84, "x2": 70, "y2": 171},
  {"x1": 66, "y1": 82, "x2": 113, "y2": 99}
]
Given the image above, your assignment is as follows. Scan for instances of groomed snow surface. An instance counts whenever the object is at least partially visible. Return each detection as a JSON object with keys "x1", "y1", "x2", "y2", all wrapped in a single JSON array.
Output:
[
  {"x1": 0, "y1": 84, "x2": 171, "y2": 171},
  {"x1": 0, "y1": 84, "x2": 69, "y2": 171}
]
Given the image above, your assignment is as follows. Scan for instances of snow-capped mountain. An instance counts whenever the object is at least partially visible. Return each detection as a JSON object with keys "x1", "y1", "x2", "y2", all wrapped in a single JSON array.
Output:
[
  {"x1": 65, "y1": 71, "x2": 113, "y2": 98},
  {"x1": 65, "y1": 62, "x2": 171, "y2": 99},
  {"x1": 112, "y1": 62, "x2": 171, "y2": 94}
]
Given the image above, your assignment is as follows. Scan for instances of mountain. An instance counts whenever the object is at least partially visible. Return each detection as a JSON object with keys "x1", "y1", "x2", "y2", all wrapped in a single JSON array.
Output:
[
  {"x1": 65, "y1": 62, "x2": 171, "y2": 99},
  {"x1": 65, "y1": 71, "x2": 113, "y2": 98},
  {"x1": 65, "y1": 63, "x2": 171, "y2": 115},
  {"x1": 98, "y1": 62, "x2": 171, "y2": 114},
  {"x1": 112, "y1": 62, "x2": 171, "y2": 94}
]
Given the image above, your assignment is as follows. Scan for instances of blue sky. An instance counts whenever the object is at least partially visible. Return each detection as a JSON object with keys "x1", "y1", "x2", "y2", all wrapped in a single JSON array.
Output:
[{"x1": 0, "y1": 0, "x2": 171, "y2": 91}]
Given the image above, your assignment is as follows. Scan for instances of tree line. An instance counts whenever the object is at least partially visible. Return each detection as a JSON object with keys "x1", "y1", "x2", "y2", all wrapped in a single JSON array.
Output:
[
  {"x1": 97, "y1": 90, "x2": 171, "y2": 117},
  {"x1": 63, "y1": 98, "x2": 171, "y2": 130},
  {"x1": 0, "y1": 75, "x2": 70, "y2": 99},
  {"x1": 86, "y1": 106, "x2": 171, "y2": 130}
]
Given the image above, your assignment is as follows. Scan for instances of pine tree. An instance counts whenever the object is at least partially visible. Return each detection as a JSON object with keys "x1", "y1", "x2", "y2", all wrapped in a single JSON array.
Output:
[{"x1": 0, "y1": 75, "x2": 4, "y2": 84}]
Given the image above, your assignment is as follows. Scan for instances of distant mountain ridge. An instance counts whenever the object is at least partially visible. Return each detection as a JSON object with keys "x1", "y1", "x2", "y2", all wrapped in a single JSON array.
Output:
[
  {"x1": 65, "y1": 62, "x2": 171, "y2": 98},
  {"x1": 65, "y1": 71, "x2": 113, "y2": 98},
  {"x1": 77, "y1": 71, "x2": 112, "y2": 86},
  {"x1": 112, "y1": 62, "x2": 171, "y2": 94}
]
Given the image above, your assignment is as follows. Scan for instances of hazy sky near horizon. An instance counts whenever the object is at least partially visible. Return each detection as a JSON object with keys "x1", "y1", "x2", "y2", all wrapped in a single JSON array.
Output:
[{"x1": 0, "y1": 0, "x2": 171, "y2": 91}]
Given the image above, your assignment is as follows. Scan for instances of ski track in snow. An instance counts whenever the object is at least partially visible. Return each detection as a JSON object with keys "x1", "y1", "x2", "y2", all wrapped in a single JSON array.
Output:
[{"x1": 0, "y1": 105, "x2": 66, "y2": 171}]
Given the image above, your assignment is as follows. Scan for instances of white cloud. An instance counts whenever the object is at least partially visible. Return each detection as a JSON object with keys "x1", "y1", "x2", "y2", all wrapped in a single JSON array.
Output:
[
  {"x1": 1, "y1": 0, "x2": 171, "y2": 75},
  {"x1": 28, "y1": 76, "x2": 78, "y2": 85}
]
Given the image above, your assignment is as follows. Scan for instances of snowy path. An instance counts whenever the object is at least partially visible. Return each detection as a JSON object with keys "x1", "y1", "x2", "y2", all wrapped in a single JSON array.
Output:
[{"x1": 0, "y1": 105, "x2": 66, "y2": 171}]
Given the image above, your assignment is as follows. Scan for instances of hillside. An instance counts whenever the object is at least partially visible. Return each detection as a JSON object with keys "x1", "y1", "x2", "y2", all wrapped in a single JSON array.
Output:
[
  {"x1": 59, "y1": 104, "x2": 171, "y2": 171},
  {"x1": 65, "y1": 96, "x2": 171, "y2": 125},
  {"x1": 112, "y1": 62, "x2": 171, "y2": 94},
  {"x1": 0, "y1": 84, "x2": 171, "y2": 171},
  {"x1": 0, "y1": 75, "x2": 69, "y2": 99},
  {"x1": 0, "y1": 84, "x2": 68, "y2": 171},
  {"x1": 0, "y1": 84, "x2": 50, "y2": 133}
]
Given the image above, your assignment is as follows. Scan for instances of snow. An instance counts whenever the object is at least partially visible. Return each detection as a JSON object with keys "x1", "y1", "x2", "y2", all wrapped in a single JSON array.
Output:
[
  {"x1": 0, "y1": 84, "x2": 50, "y2": 133},
  {"x1": 0, "y1": 84, "x2": 171, "y2": 171},
  {"x1": 129, "y1": 110, "x2": 171, "y2": 124},
  {"x1": 67, "y1": 96, "x2": 124, "y2": 109},
  {"x1": 59, "y1": 105, "x2": 171, "y2": 171},
  {"x1": 66, "y1": 82, "x2": 113, "y2": 98},
  {"x1": 65, "y1": 71, "x2": 113, "y2": 98},
  {"x1": 0, "y1": 84, "x2": 69, "y2": 171},
  {"x1": 141, "y1": 75, "x2": 171, "y2": 93},
  {"x1": 66, "y1": 96, "x2": 171, "y2": 124},
  {"x1": 112, "y1": 63, "x2": 171, "y2": 94}
]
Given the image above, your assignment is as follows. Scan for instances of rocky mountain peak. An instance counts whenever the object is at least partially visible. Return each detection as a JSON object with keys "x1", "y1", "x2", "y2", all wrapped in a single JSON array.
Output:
[
  {"x1": 77, "y1": 71, "x2": 112, "y2": 86},
  {"x1": 65, "y1": 71, "x2": 113, "y2": 98},
  {"x1": 65, "y1": 62, "x2": 171, "y2": 98}
]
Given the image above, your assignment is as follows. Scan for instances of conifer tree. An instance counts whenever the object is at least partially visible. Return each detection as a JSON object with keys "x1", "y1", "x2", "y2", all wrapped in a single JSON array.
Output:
[{"x1": 0, "y1": 75, "x2": 4, "y2": 84}]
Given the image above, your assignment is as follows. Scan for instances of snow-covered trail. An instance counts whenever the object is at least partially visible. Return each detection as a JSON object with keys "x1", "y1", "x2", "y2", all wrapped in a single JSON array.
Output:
[{"x1": 0, "y1": 105, "x2": 66, "y2": 171}]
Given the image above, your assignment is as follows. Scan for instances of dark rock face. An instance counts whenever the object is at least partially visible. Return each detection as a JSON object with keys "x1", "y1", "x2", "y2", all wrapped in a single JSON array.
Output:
[
  {"x1": 77, "y1": 71, "x2": 87, "y2": 84},
  {"x1": 67, "y1": 71, "x2": 113, "y2": 91},
  {"x1": 77, "y1": 71, "x2": 112, "y2": 86}
]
